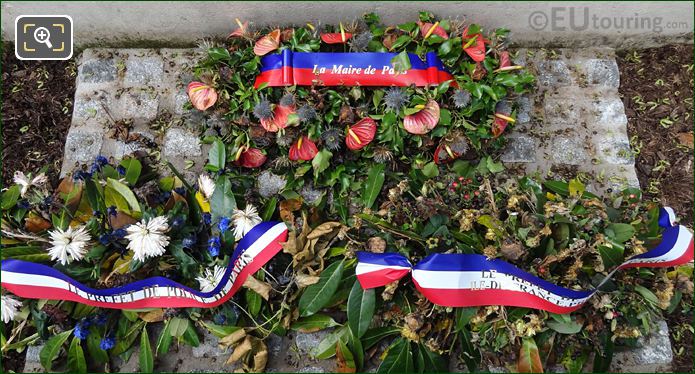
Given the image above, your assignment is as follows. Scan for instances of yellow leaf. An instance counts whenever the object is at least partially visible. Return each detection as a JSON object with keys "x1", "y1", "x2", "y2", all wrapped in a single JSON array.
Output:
[
  {"x1": 195, "y1": 191, "x2": 211, "y2": 213},
  {"x1": 138, "y1": 309, "x2": 164, "y2": 322}
]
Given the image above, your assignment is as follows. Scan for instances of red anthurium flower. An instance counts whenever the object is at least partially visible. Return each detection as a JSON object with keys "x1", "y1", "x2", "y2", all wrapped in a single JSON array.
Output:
[
  {"x1": 289, "y1": 136, "x2": 318, "y2": 161},
  {"x1": 494, "y1": 51, "x2": 523, "y2": 73},
  {"x1": 229, "y1": 18, "x2": 249, "y2": 38},
  {"x1": 345, "y1": 118, "x2": 377, "y2": 150},
  {"x1": 321, "y1": 22, "x2": 352, "y2": 44},
  {"x1": 417, "y1": 21, "x2": 448, "y2": 40},
  {"x1": 434, "y1": 143, "x2": 458, "y2": 164},
  {"x1": 462, "y1": 26, "x2": 488, "y2": 62},
  {"x1": 434, "y1": 133, "x2": 469, "y2": 164},
  {"x1": 235, "y1": 148, "x2": 267, "y2": 168},
  {"x1": 321, "y1": 32, "x2": 353, "y2": 44},
  {"x1": 186, "y1": 82, "x2": 218, "y2": 111},
  {"x1": 260, "y1": 103, "x2": 296, "y2": 132},
  {"x1": 403, "y1": 100, "x2": 440, "y2": 135},
  {"x1": 254, "y1": 29, "x2": 281, "y2": 56},
  {"x1": 491, "y1": 114, "x2": 516, "y2": 138}
]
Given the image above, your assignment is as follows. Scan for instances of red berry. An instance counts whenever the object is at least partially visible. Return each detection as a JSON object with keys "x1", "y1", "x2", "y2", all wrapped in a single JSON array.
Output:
[
  {"x1": 629, "y1": 194, "x2": 636, "y2": 199},
  {"x1": 474, "y1": 191, "x2": 480, "y2": 196},
  {"x1": 464, "y1": 194, "x2": 470, "y2": 199},
  {"x1": 452, "y1": 182, "x2": 459, "y2": 188},
  {"x1": 458, "y1": 176, "x2": 465, "y2": 181}
]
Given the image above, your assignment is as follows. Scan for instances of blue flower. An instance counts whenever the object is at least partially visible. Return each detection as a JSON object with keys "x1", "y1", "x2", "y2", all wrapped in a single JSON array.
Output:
[
  {"x1": 94, "y1": 313, "x2": 108, "y2": 326},
  {"x1": 157, "y1": 192, "x2": 172, "y2": 204},
  {"x1": 112, "y1": 228, "x2": 127, "y2": 239},
  {"x1": 73, "y1": 170, "x2": 92, "y2": 181},
  {"x1": 92, "y1": 210, "x2": 102, "y2": 217},
  {"x1": 182, "y1": 234, "x2": 197, "y2": 249},
  {"x1": 17, "y1": 200, "x2": 30, "y2": 210},
  {"x1": 174, "y1": 187, "x2": 186, "y2": 196},
  {"x1": 107, "y1": 206, "x2": 118, "y2": 216},
  {"x1": 100, "y1": 335, "x2": 116, "y2": 350},
  {"x1": 73, "y1": 320, "x2": 90, "y2": 340},
  {"x1": 208, "y1": 236, "x2": 221, "y2": 257},
  {"x1": 95, "y1": 155, "x2": 109, "y2": 167},
  {"x1": 89, "y1": 162, "x2": 101, "y2": 174},
  {"x1": 42, "y1": 196, "x2": 54, "y2": 206},
  {"x1": 172, "y1": 216, "x2": 185, "y2": 228},
  {"x1": 116, "y1": 165, "x2": 126, "y2": 176},
  {"x1": 99, "y1": 234, "x2": 112, "y2": 245},
  {"x1": 202, "y1": 213, "x2": 212, "y2": 226},
  {"x1": 217, "y1": 217, "x2": 231, "y2": 232}
]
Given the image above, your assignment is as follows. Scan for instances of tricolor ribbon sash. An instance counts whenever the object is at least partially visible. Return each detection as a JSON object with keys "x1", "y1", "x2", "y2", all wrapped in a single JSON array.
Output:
[
  {"x1": 0, "y1": 221, "x2": 288, "y2": 309},
  {"x1": 356, "y1": 207, "x2": 694, "y2": 314},
  {"x1": 254, "y1": 50, "x2": 455, "y2": 88}
]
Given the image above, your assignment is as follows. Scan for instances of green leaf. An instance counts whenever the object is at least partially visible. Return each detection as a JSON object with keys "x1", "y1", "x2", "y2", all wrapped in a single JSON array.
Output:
[
  {"x1": 455, "y1": 307, "x2": 477, "y2": 331},
  {"x1": 390, "y1": 50, "x2": 412, "y2": 72},
  {"x1": 299, "y1": 260, "x2": 344, "y2": 316},
  {"x1": 139, "y1": 326, "x2": 154, "y2": 373},
  {"x1": 67, "y1": 337, "x2": 87, "y2": 373},
  {"x1": 199, "y1": 321, "x2": 242, "y2": 339},
  {"x1": 363, "y1": 164, "x2": 385, "y2": 209},
  {"x1": 598, "y1": 245, "x2": 624, "y2": 269},
  {"x1": 362, "y1": 326, "x2": 400, "y2": 350},
  {"x1": 210, "y1": 176, "x2": 237, "y2": 223},
  {"x1": 546, "y1": 318, "x2": 583, "y2": 334},
  {"x1": 312, "y1": 149, "x2": 333, "y2": 180},
  {"x1": 347, "y1": 280, "x2": 375, "y2": 338},
  {"x1": 422, "y1": 162, "x2": 439, "y2": 178},
  {"x1": 86, "y1": 329, "x2": 109, "y2": 364},
  {"x1": 458, "y1": 326, "x2": 481, "y2": 372},
  {"x1": 291, "y1": 314, "x2": 341, "y2": 332},
  {"x1": 169, "y1": 317, "x2": 189, "y2": 338},
  {"x1": 182, "y1": 323, "x2": 200, "y2": 347},
  {"x1": 337, "y1": 338, "x2": 357, "y2": 372},
  {"x1": 119, "y1": 158, "x2": 142, "y2": 186},
  {"x1": 105, "y1": 178, "x2": 141, "y2": 218},
  {"x1": 605, "y1": 223, "x2": 635, "y2": 244},
  {"x1": 378, "y1": 338, "x2": 414, "y2": 373},
  {"x1": 156, "y1": 319, "x2": 173, "y2": 356},
  {"x1": 39, "y1": 329, "x2": 72, "y2": 371},
  {"x1": 208, "y1": 139, "x2": 227, "y2": 171},
  {"x1": 312, "y1": 326, "x2": 350, "y2": 359},
  {"x1": 518, "y1": 337, "x2": 543, "y2": 373},
  {"x1": 208, "y1": 47, "x2": 230, "y2": 61},
  {"x1": 1, "y1": 185, "x2": 20, "y2": 210},
  {"x1": 246, "y1": 288, "x2": 262, "y2": 317},
  {"x1": 417, "y1": 344, "x2": 447, "y2": 372},
  {"x1": 486, "y1": 156, "x2": 505, "y2": 173},
  {"x1": 634, "y1": 285, "x2": 659, "y2": 305}
]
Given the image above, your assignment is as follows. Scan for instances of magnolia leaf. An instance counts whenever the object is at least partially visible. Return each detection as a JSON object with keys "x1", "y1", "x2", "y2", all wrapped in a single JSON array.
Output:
[
  {"x1": 377, "y1": 338, "x2": 413, "y2": 373},
  {"x1": 39, "y1": 330, "x2": 72, "y2": 371},
  {"x1": 291, "y1": 314, "x2": 341, "y2": 333},
  {"x1": 1, "y1": 185, "x2": 20, "y2": 210},
  {"x1": 336, "y1": 338, "x2": 357, "y2": 373},
  {"x1": 299, "y1": 260, "x2": 344, "y2": 316},
  {"x1": 139, "y1": 326, "x2": 154, "y2": 373},
  {"x1": 67, "y1": 337, "x2": 87, "y2": 373},
  {"x1": 119, "y1": 158, "x2": 142, "y2": 186},
  {"x1": 312, "y1": 149, "x2": 333, "y2": 179},
  {"x1": 312, "y1": 326, "x2": 350, "y2": 359},
  {"x1": 518, "y1": 337, "x2": 543, "y2": 373},
  {"x1": 362, "y1": 326, "x2": 400, "y2": 350},
  {"x1": 169, "y1": 317, "x2": 189, "y2": 338},
  {"x1": 208, "y1": 139, "x2": 226, "y2": 171},
  {"x1": 347, "y1": 280, "x2": 375, "y2": 338},
  {"x1": 417, "y1": 344, "x2": 447, "y2": 373},
  {"x1": 363, "y1": 164, "x2": 385, "y2": 209},
  {"x1": 156, "y1": 319, "x2": 173, "y2": 356},
  {"x1": 210, "y1": 176, "x2": 237, "y2": 223}
]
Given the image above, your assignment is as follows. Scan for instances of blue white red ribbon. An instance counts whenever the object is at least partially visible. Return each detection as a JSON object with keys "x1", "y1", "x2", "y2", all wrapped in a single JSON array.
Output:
[
  {"x1": 356, "y1": 208, "x2": 694, "y2": 314},
  {"x1": 1, "y1": 222, "x2": 288, "y2": 309},
  {"x1": 254, "y1": 50, "x2": 455, "y2": 88}
]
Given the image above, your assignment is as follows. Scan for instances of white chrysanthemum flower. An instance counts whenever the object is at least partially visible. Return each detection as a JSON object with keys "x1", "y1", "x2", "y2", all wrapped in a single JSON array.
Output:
[
  {"x1": 47, "y1": 225, "x2": 92, "y2": 265},
  {"x1": 196, "y1": 265, "x2": 226, "y2": 293},
  {"x1": 13, "y1": 171, "x2": 48, "y2": 197},
  {"x1": 1, "y1": 294, "x2": 22, "y2": 324},
  {"x1": 125, "y1": 216, "x2": 170, "y2": 262},
  {"x1": 197, "y1": 174, "x2": 216, "y2": 200},
  {"x1": 232, "y1": 205, "x2": 262, "y2": 240}
]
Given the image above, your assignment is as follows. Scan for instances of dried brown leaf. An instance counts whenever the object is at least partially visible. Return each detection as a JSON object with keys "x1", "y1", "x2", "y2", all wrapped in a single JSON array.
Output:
[
  {"x1": 24, "y1": 214, "x2": 51, "y2": 233},
  {"x1": 138, "y1": 309, "x2": 164, "y2": 323},
  {"x1": 243, "y1": 275, "x2": 272, "y2": 301},
  {"x1": 677, "y1": 132, "x2": 694, "y2": 149},
  {"x1": 219, "y1": 329, "x2": 247, "y2": 350},
  {"x1": 295, "y1": 273, "x2": 320, "y2": 288},
  {"x1": 227, "y1": 336, "x2": 253, "y2": 364}
]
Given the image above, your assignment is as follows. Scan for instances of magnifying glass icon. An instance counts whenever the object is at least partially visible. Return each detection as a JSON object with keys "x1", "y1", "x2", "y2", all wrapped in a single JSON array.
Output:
[{"x1": 33, "y1": 27, "x2": 53, "y2": 49}]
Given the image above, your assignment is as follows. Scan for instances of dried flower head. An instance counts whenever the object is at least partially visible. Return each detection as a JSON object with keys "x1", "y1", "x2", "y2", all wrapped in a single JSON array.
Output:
[
  {"x1": 257, "y1": 170, "x2": 287, "y2": 198},
  {"x1": 372, "y1": 146, "x2": 394, "y2": 163},
  {"x1": 297, "y1": 104, "x2": 317, "y2": 123},
  {"x1": 321, "y1": 128, "x2": 343, "y2": 151},
  {"x1": 383, "y1": 87, "x2": 408, "y2": 112},
  {"x1": 253, "y1": 98, "x2": 274, "y2": 120},
  {"x1": 349, "y1": 31, "x2": 373, "y2": 52},
  {"x1": 452, "y1": 89, "x2": 471, "y2": 108},
  {"x1": 279, "y1": 93, "x2": 295, "y2": 107}
]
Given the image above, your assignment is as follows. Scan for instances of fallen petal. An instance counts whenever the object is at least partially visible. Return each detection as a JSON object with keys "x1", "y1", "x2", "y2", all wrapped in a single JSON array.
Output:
[
  {"x1": 403, "y1": 100, "x2": 440, "y2": 135},
  {"x1": 254, "y1": 29, "x2": 281, "y2": 56},
  {"x1": 186, "y1": 82, "x2": 218, "y2": 111},
  {"x1": 345, "y1": 118, "x2": 377, "y2": 150}
]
